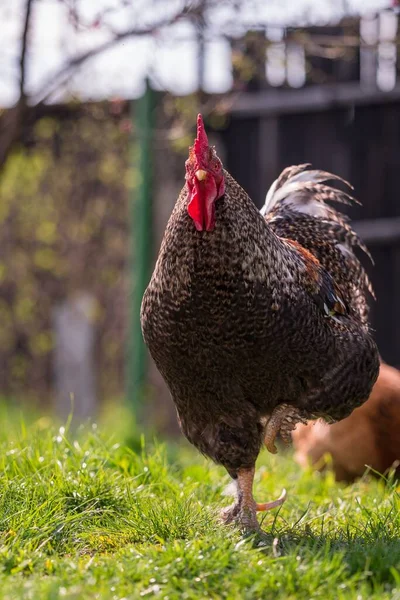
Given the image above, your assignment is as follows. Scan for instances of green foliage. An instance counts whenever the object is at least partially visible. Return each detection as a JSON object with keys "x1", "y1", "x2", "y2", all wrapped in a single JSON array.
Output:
[
  {"x1": 0, "y1": 96, "x2": 230, "y2": 407},
  {"x1": 0, "y1": 104, "x2": 131, "y2": 400},
  {"x1": 0, "y1": 409, "x2": 399, "y2": 599}
]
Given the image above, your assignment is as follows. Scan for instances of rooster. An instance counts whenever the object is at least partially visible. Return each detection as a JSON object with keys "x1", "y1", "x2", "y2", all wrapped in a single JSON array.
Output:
[{"x1": 141, "y1": 115, "x2": 379, "y2": 532}]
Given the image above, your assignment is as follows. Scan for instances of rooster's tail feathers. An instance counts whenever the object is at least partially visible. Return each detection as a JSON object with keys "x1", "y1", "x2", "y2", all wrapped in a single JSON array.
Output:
[
  {"x1": 261, "y1": 164, "x2": 374, "y2": 298},
  {"x1": 261, "y1": 164, "x2": 358, "y2": 217}
]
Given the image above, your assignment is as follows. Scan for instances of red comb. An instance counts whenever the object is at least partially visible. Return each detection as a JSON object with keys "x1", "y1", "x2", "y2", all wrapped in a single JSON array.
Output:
[{"x1": 194, "y1": 114, "x2": 209, "y2": 158}]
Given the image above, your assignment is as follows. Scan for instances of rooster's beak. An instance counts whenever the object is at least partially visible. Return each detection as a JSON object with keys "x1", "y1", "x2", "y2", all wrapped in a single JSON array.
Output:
[{"x1": 195, "y1": 169, "x2": 207, "y2": 181}]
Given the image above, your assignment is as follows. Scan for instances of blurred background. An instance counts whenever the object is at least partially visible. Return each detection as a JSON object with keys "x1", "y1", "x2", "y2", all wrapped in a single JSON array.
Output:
[{"x1": 1, "y1": 0, "x2": 399, "y2": 433}]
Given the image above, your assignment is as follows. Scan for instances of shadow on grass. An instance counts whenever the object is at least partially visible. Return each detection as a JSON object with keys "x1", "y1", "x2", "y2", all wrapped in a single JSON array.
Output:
[{"x1": 244, "y1": 514, "x2": 400, "y2": 585}]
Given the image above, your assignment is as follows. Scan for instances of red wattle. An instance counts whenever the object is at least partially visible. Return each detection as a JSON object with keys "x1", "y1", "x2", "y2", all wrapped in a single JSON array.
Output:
[
  {"x1": 188, "y1": 177, "x2": 217, "y2": 231},
  {"x1": 188, "y1": 189, "x2": 204, "y2": 231}
]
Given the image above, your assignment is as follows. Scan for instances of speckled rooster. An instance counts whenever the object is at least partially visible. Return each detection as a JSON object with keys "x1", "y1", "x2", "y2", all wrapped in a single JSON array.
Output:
[{"x1": 141, "y1": 115, "x2": 380, "y2": 532}]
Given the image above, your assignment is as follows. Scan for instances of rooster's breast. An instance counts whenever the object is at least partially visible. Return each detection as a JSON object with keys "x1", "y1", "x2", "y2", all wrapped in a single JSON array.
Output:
[{"x1": 141, "y1": 257, "x2": 325, "y2": 414}]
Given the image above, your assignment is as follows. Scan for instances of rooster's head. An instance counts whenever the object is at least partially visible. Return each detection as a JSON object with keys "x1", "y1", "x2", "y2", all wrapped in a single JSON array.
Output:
[{"x1": 185, "y1": 114, "x2": 225, "y2": 231}]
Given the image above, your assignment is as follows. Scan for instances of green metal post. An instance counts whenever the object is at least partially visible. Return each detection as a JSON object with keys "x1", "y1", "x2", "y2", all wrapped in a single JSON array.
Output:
[{"x1": 127, "y1": 80, "x2": 154, "y2": 412}]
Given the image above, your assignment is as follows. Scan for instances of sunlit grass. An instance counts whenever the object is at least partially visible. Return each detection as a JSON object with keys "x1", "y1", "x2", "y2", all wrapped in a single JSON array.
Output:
[{"x1": 0, "y1": 407, "x2": 398, "y2": 599}]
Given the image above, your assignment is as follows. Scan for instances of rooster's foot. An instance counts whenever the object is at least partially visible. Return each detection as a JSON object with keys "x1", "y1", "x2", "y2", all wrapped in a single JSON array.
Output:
[
  {"x1": 221, "y1": 503, "x2": 260, "y2": 532},
  {"x1": 220, "y1": 467, "x2": 286, "y2": 532},
  {"x1": 220, "y1": 502, "x2": 259, "y2": 530},
  {"x1": 264, "y1": 404, "x2": 308, "y2": 454}
]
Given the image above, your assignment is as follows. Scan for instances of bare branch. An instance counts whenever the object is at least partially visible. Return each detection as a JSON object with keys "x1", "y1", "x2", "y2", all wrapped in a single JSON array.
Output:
[
  {"x1": 0, "y1": 0, "x2": 35, "y2": 170},
  {"x1": 31, "y1": 8, "x2": 189, "y2": 105},
  {"x1": 20, "y1": 0, "x2": 34, "y2": 99},
  {"x1": 0, "y1": 0, "x2": 196, "y2": 172}
]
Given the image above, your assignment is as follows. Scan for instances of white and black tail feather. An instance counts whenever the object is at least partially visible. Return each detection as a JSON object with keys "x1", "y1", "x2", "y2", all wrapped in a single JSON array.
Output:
[
  {"x1": 261, "y1": 164, "x2": 374, "y2": 299},
  {"x1": 261, "y1": 164, "x2": 357, "y2": 216}
]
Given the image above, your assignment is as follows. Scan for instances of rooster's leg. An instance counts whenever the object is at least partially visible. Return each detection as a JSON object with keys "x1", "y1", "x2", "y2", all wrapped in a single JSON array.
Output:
[
  {"x1": 264, "y1": 404, "x2": 308, "y2": 454},
  {"x1": 220, "y1": 467, "x2": 286, "y2": 531}
]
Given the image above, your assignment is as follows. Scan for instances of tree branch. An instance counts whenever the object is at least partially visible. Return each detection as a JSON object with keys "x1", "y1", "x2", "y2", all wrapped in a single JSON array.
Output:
[
  {"x1": 32, "y1": 9, "x2": 187, "y2": 105},
  {"x1": 0, "y1": 0, "x2": 35, "y2": 170},
  {"x1": 0, "y1": 1, "x2": 192, "y2": 172},
  {"x1": 20, "y1": 0, "x2": 34, "y2": 99}
]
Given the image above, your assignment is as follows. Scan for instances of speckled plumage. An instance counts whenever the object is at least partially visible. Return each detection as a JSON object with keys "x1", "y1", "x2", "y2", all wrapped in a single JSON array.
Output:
[{"x1": 141, "y1": 160, "x2": 379, "y2": 480}]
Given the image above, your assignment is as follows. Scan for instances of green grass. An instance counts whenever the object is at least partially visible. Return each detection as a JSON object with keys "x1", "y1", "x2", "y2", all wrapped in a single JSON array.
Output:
[{"x1": 0, "y1": 407, "x2": 399, "y2": 599}]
